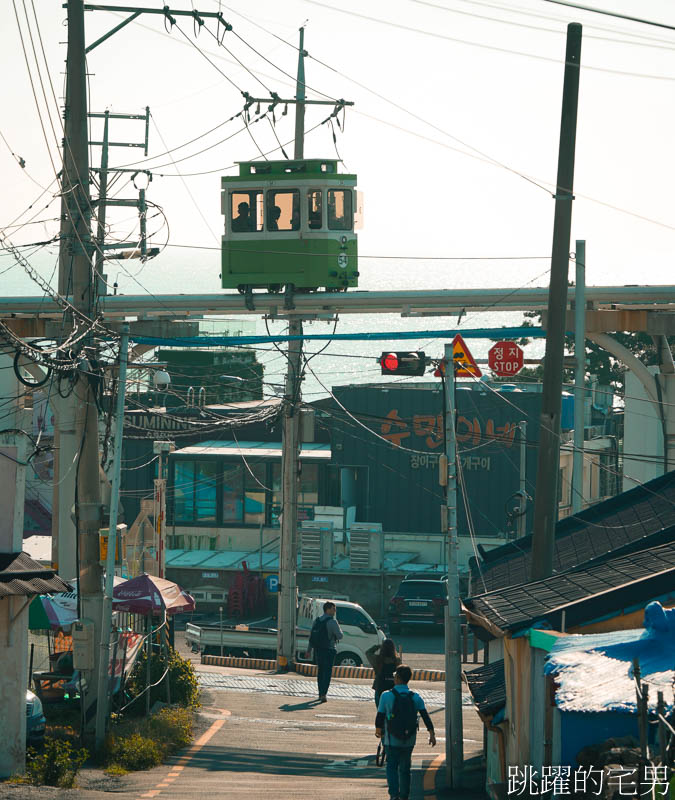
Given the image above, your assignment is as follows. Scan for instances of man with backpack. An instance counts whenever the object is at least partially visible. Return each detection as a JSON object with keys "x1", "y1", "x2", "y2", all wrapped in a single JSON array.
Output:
[
  {"x1": 375, "y1": 664, "x2": 436, "y2": 800},
  {"x1": 305, "y1": 600, "x2": 343, "y2": 702}
]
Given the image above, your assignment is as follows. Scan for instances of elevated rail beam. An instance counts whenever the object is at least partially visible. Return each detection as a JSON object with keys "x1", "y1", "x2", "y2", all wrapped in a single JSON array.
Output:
[{"x1": 0, "y1": 285, "x2": 673, "y2": 319}]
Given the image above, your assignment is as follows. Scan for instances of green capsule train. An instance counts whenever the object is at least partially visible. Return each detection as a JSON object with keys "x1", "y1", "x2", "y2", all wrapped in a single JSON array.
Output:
[{"x1": 221, "y1": 159, "x2": 359, "y2": 293}]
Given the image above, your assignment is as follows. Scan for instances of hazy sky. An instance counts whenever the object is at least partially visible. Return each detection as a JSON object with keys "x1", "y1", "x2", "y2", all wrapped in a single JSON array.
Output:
[{"x1": 2, "y1": 0, "x2": 675, "y2": 300}]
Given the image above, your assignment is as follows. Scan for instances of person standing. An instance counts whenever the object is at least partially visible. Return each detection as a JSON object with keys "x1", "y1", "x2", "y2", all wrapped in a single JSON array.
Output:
[
  {"x1": 306, "y1": 601, "x2": 343, "y2": 702},
  {"x1": 232, "y1": 201, "x2": 252, "y2": 232},
  {"x1": 366, "y1": 639, "x2": 401, "y2": 707},
  {"x1": 375, "y1": 665, "x2": 436, "y2": 800}
]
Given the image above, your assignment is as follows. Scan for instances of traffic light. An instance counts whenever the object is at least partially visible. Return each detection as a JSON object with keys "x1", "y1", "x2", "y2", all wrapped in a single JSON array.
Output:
[{"x1": 379, "y1": 351, "x2": 427, "y2": 376}]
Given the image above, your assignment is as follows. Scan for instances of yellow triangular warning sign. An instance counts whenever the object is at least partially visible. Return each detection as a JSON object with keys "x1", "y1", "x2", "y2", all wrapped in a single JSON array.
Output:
[{"x1": 451, "y1": 334, "x2": 482, "y2": 378}]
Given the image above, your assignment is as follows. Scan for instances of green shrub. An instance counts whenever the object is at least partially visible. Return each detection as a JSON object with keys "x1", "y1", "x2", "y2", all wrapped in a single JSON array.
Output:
[
  {"x1": 25, "y1": 738, "x2": 88, "y2": 788},
  {"x1": 126, "y1": 647, "x2": 199, "y2": 713},
  {"x1": 104, "y1": 707, "x2": 194, "y2": 772},
  {"x1": 146, "y1": 707, "x2": 193, "y2": 750},
  {"x1": 105, "y1": 733, "x2": 162, "y2": 771},
  {"x1": 104, "y1": 763, "x2": 128, "y2": 776}
]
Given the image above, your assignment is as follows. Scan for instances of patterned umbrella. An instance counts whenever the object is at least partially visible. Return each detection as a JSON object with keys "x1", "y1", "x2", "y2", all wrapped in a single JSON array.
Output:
[
  {"x1": 28, "y1": 593, "x2": 74, "y2": 630},
  {"x1": 29, "y1": 577, "x2": 127, "y2": 630},
  {"x1": 112, "y1": 574, "x2": 195, "y2": 616}
]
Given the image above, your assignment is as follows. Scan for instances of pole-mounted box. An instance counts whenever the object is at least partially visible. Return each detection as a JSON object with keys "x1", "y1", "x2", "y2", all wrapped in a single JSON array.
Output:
[
  {"x1": 99, "y1": 523, "x2": 127, "y2": 564},
  {"x1": 153, "y1": 440, "x2": 175, "y2": 455},
  {"x1": 72, "y1": 618, "x2": 95, "y2": 671}
]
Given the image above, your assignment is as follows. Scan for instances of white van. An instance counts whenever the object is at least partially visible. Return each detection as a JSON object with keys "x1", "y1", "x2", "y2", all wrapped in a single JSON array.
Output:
[{"x1": 297, "y1": 596, "x2": 385, "y2": 667}]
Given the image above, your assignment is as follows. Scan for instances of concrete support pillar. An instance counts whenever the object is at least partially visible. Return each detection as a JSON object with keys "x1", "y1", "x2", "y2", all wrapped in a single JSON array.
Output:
[
  {"x1": 657, "y1": 370, "x2": 675, "y2": 474},
  {"x1": 653, "y1": 335, "x2": 675, "y2": 474},
  {"x1": 0, "y1": 597, "x2": 29, "y2": 777},
  {"x1": 51, "y1": 394, "x2": 79, "y2": 579},
  {"x1": 0, "y1": 353, "x2": 31, "y2": 776},
  {"x1": 592, "y1": 333, "x2": 675, "y2": 488}
]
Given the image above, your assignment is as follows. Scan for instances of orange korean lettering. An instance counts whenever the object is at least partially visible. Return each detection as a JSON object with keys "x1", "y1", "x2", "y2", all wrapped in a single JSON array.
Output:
[
  {"x1": 456, "y1": 415, "x2": 473, "y2": 443},
  {"x1": 380, "y1": 408, "x2": 411, "y2": 446},
  {"x1": 412, "y1": 414, "x2": 443, "y2": 449},
  {"x1": 496, "y1": 422, "x2": 517, "y2": 447}
]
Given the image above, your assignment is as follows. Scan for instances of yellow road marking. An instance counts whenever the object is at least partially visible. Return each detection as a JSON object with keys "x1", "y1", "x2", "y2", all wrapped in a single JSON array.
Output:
[
  {"x1": 423, "y1": 753, "x2": 445, "y2": 800},
  {"x1": 135, "y1": 714, "x2": 228, "y2": 800}
]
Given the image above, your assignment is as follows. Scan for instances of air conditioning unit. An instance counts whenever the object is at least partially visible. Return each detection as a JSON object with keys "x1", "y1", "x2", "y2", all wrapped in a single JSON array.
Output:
[
  {"x1": 300, "y1": 521, "x2": 334, "y2": 569},
  {"x1": 349, "y1": 523, "x2": 383, "y2": 571}
]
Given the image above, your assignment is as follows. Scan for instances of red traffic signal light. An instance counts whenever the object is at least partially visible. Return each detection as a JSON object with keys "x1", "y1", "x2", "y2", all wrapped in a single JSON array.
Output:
[{"x1": 379, "y1": 351, "x2": 426, "y2": 376}]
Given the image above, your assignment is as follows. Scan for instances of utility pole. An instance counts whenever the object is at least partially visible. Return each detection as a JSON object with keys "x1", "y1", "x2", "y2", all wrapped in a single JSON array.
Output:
[
  {"x1": 154, "y1": 440, "x2": 174, "y2": 578},
  {"x1": 93, "y1": 110, "x2": 110, "y2": 296},
  {"x1": 95, "y1": 324, "x2": 129, "y2": 749},
  {"x1": 531, "y1": 23, "x2": 582, "y2": 582},
  {"x1": 59, "y1": 0, "x2": 104, "y2": 737},
  {"x1": 293, "y1": 26, "x2": 306, "y2": 160},
  {"x1": 277, "y1": 321, "x2": 303, "y2": 668},
  {"x1": 571, "y1": 240, "x2": 586, "y2": 514},
  {"x1": 518, "y1": 420, "x2": 528, "y2": 539},
  {"x1": 276, "y1": 28, "x2": 307, "y2": 670},
  {"x1": 443, "y1": 345, "x2": 463, "y2": 788}
]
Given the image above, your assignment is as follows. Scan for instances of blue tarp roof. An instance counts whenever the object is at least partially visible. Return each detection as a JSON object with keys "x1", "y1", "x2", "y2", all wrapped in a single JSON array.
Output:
[{"x1": 544, "y1": 602, "x2": 675, "y2": 714}]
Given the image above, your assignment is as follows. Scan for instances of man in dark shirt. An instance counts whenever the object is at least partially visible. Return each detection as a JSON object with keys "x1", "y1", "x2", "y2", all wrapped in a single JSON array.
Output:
[
  {"x1": 375, "y1": 665, "x2": 436, "y2": 800},
  {"x1": 306, "y1": 600, "x2": 343, "y2": 702},
  {"x1": 232, "y1": 201, "x2": 252, "y2": 232}
]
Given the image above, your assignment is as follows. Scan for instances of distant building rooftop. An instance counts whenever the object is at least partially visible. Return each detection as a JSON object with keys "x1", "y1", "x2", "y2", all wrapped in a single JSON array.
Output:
[
  {"x1": 166, "y1": 548, "x2": 423, "y2": 573},
  {"x1": 171, "y1": 440, "x2": 331, "y2": 460}
]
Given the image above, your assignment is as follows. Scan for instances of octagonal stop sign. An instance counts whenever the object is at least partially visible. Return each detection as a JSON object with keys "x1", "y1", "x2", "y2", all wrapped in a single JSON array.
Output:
[{"x1": 488, "y1": 340, "x2": 524, "y2": 377}]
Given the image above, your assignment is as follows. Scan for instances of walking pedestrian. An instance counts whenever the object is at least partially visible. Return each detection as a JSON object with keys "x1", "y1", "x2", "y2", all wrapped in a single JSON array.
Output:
[
  {"x1": 366, "y1": 639, "x2": 401, "y2": 707},
  {"x1": 375, "y1": 665, "x2": 436, "y2": 800},
  {"x1": 305, "y1": 601, "x2": 343, "y2": 702}
]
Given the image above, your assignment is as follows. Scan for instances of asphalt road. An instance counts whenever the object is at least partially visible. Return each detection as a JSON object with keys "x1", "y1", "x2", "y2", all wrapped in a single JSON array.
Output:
[{"x1": 4, "y1": 666, "x2": 485, "y2": 800}]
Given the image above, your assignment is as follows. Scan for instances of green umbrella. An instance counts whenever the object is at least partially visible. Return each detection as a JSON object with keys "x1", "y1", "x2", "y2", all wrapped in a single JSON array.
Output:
[{"x1": 28, "y1": 595, "x2": 51, "y2": 630}]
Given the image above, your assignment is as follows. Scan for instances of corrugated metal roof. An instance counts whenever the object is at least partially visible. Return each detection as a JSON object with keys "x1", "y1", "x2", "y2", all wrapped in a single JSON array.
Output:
[
  {"x1": 465, "y1": 541, "x2": 675, "y2": 634},
  {"x1": 166, "y1": 549, "x2": 287, "y2": 571},
  {"x1": 171, "y1": 440, "x2": 331, "y2": 460},
  {"x1": 165, "y1": 550, "x2": 220, "y2": 567},
  {"x1": 0, "y1": 552, "x2": 71, "y2": 597},
  {"x1": 463, "y1": 659, "x2": 505, "y2": 717},
  {"x1": 472, "y1": 470, "x2": 675, "y2": 593}
]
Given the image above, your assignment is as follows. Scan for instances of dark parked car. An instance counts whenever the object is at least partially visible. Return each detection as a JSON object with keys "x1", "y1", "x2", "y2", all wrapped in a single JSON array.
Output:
[
  {"x1": 26, "y1": 689, "x2": 45, "y2": 746},
  {"x1": 387, "y1": 575, "x2": 448, "y2": 633}
]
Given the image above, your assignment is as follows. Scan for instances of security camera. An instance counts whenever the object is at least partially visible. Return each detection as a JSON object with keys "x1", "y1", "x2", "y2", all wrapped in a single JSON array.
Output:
[{"x1": 153, "y1": 369, "x2": 171, "y2": 389}]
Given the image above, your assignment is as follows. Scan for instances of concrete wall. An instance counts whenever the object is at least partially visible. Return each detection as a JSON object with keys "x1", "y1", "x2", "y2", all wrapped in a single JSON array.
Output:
[
  {"x1": 623, "y1": 367, "x2": 663, "y2": 491},
  {"x1": 0, "y1": 597, "x2": 29, "y2": 777},
  {"x1": 297, "y1": 570, "x2": 403, "y2": 619},
  {"x1": 167, "y1": 564, "x2": 421, "y2": 621}
]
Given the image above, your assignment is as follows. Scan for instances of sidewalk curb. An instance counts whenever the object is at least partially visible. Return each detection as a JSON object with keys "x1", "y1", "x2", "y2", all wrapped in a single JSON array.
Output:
[{"x1": 200, "y1": 654, "x2": 445, "y2": 681}]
